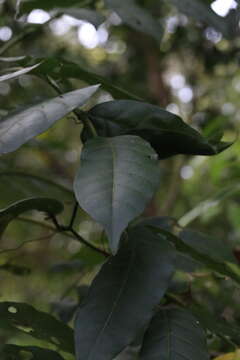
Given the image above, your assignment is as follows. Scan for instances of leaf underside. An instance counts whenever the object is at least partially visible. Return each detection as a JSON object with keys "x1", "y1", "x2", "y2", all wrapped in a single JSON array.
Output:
[{"x1": 73, "y1": 135, "x2": 160, "y2": 254}]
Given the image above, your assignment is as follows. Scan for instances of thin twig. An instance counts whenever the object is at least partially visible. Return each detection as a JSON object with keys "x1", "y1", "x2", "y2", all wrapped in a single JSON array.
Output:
[
  {"x1": 70, "y1": 229, "x2": 110, "y2": 258},
  {"x1": 0, "y1": 232, "x2": 55, "y2": 256},
  {"x1": 69, "y1": 202, "x2": 79, "y2": 229}
]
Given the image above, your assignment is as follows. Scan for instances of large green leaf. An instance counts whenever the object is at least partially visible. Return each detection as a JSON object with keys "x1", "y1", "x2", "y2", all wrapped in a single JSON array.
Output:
[
  {"x1": 0, "y1": 197, "x2": 63, "y2": 239},
  {"x1": 0, "y1": 301, "x2": 74, "y2": 354},
  {"x1": 169, "y1": 0, "x2": 239, "y2": 39},
  {"x1": 0, "y1": 85, "x2": 100, "y2": 154},
  {"x1": 87, "y1": 100, "x2": 231, "y2": 159},
  {"x1": 73, "y1": 135, "x2": 160, "y2": 254},
  {"x1": 22, "y1": 57, "x2": 142, "y2": 101},
  {"x1": 105, "y1": 0, "x2": 163, "y2": 42},
  {"x1": 140, "y1": 307, "x2": 209, "y2": 360},
  {"x1": 0, "y1": 62, "x2": 41, "y2": 82},
  {"x1": 0, "y1": 171, "x2": 74, "y2": 208},
  {"x1": 1, "y1": 344, "x2": 65, "y2": 360},
  {"x1": 75, "y1": 226, "x2": 176, "y2": 360}
]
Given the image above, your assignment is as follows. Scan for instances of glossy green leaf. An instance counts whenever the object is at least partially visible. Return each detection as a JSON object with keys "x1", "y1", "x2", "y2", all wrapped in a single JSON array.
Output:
[
  {"x1": 0, "y1": 85, "x2": 100, "y2": 154},
  {"x1": 74, "y1": 135, "x2": 160, "y2": 254},
  {"x1": 21, "y1": 57, "x2": 142, "y2": 100},
  {"x1": 75, "y1": 226, "x2": 176, "y2": 360},
  {"x1": 105, "y1": 0, "x2": 163, "y2": 42},
  {"x1": 87, "y1": 100, "x2": 231, "y2": 159},
  {"x1": 0, "y1": 62, "x2": 40, "y2": 82},
  {"x1": 0, "y1": 171, "x2": 74, "y2": 208},
  {"x1": 169, "y1": 0, "x2": 239, "y2": 39},
  {"x1": 140, "y1": 307, "x2": 209, "y2": 360},
  {"x1": 1, "y1": 344, "x2": 65, "y2": 360},
  {"x1": 0, "y1": 197, "x2": 63, "y2": 239},
  {"x1": 0, "y1": 301, "x2": 74, "y2": 354}
]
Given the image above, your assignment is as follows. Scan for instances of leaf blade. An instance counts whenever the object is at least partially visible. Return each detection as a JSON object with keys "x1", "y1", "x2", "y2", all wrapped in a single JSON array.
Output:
[
  {"x1": 140, "y1": 307, "x2": 209, "y2": 360},
  {"x1": 0, "y1": 85, "x2": 100, "y2": 154},
  {"x1": 75, "y1": 227, "x2": 176, "y2": 360},
  {"x1": 73, "y1": 135, "x2": 160, "y2": 253}
]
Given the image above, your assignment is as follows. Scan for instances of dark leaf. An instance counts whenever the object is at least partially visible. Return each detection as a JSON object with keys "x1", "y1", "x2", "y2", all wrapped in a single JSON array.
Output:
[
  {"x1": 0, "y1": 301, "x2": 74, "y2": 354},
  {"x1": 0, "y1": 263, "x2": 31, "y2": 276},
  {"x1": 0, "y1": 85, "x2": 100, "y2": 154},
  {"x1": 179, "y1": 229, "x2": 236, "y2": 264},
  {"x1": 0, "y1": 171, "x2": 74, "y2": 208},
  {"x1": 19, "y1": 0, "x2": 93, "y2": 12},
  {"x1": 134, "y1": 216, "x2": 177, "y2": 232},
  {"x1": 105, "y1": 0, "x2": 163, "y2": 42},
  {"x1": 0, "y1": 197, "x2": 63, "y2": 239},
  {"x1": 22, "y1": 57, "x2": 142, "y2": 101},
  {"x1": 75, "y1": 226, "x2": 176, "y2": 360},
  {"x1": 88, "y1": 100, "x2": 231, "y2": 159},
  {"x1": 73, "y1": 136, "x2": 160, "y2": 254},
  {"x1": 140, "y1": 307, "x2": 209, "y2": 360},
  {"x1": 169, "y1": 0, "x2": 239, "y2": 39},
  {"x1": 1, "y1": 344, "x2": 65, "y2": 360}
]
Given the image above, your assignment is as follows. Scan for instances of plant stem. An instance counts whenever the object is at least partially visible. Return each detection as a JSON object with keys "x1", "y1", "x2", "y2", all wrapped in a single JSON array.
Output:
[{"x1": 69, "y1": 201, "x2": 79, "y2": 229}]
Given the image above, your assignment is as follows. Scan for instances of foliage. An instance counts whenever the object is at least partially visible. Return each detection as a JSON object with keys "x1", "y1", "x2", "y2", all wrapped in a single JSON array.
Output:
[{"x1": 0, "y1": 0, "x2": 240, "y2": 359}]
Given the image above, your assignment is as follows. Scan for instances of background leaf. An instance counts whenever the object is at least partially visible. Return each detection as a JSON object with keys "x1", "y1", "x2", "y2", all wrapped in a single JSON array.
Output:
[
  {"x1": 74, "y1": 135, "x2": 160, "y2": 254},
  {"x1": 87, "y1": 100, "x2": 231, "y2": 159},
  {"x1": 75, "y1": 226, "x2": 176, "y2": 360},
  {"x1": 140, "y1": 307, "x2": 209, "y2": 360},
  {"x1": 0, "y1": 63, "x2": 41, "y2": 82},
  {"x1": 105, "y1": 0, "x2": 163, "y2": 42},
  {"x1": 0, "y1": 301, "x2": 74, "y2": 354},
  {"x1": 0, "y1": 85, "x2": 99, "y2": 154},
  {"x1": 0, "y1": 197, "x2": 63, "y2": 239},
  {"x1": 0, "y1": 344, "x2": 65, "y2": 360}
]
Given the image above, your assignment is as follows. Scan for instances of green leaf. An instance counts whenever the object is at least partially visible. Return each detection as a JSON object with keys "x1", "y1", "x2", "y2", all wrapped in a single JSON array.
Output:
[
  {"x1": 0, "y1": 171, "x2": 74, "y2": 208},
  {"x1": 73, "y1": 135, "x2": 160, "y2": 254},
  {"x1": 75, "y1": 226, "x2": 176, "y2": 360},
  {"x1": 150, "y1": 227, "x2": 240, "y2": 285},
  {"x1": 60, "y1": 8, "x2": 105, "y2": 27},
  {"x1": 140, "y1": 307, "x2": 209, "y2": 360},
  {"x1": 0, "y1": 197, "x2": 63, "y2": 239},
  {"x1": 179, "y1": 229, "x2": 236, "y2": 264},
  {"x1": 104, "y1": 0, "x2": 163, "y2": 42},
  {"x1": 169, "y1": 0, "x2": 238, "y2": 39},
  {"x1": 0, "y1": 301, "x2": 74, "y2": 354},
  {"x1": 0, "y1": 85, "x2": 100, "y2": 154},
  {"x1": 134, "y1": 216, "x2": 177, "y2": 232},
  {"x1": 22, "y1": 57, "x2": 142, "y2": 101},
  {"x1": 191, "y1": 305, "x2": 240, "y2": 346},
  {"x1": 19, "y1": 0, "x2": 92, "y2": 12},
  {"x1": 87, "y1": 100, "x2": 231, "y2": 159},
  {"x1": 0, "y1": 62, "x2": 41, "y2": 82},
  {"x1": 1, "y1": 344, "x2": 65, "y2": 360}
]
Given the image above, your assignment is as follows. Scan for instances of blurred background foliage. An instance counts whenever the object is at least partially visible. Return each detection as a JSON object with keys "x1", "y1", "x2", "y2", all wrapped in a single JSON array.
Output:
[{"x1": 0, "y1": 0, "x2": 240, "y2": 358}]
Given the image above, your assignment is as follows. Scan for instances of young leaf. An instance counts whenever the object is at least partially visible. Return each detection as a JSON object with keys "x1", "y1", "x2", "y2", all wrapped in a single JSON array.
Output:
[
  {"x1": 73, "y1": 135, "x2": 160, "y2": 254},
  {"x1": 0, "y1": 197, "x2": 63, "y2": 239},
  {"x1": 0, "y1": 62, "x2": 41, "y2": 82},
  {"x1": 75, "y1": 226, "x2": 176, "y2": 360},
  {"x1": 88, "y1": 100, "x2": 231, "y2": 159},
  {"x1": 0, "y1": 301, "x2": 74, "y2": 354},
  {"x1": 1, "y1": 344, "x2": 65, "y2": 360},
  {"x1": 140, "y1": 307, "x2": 209, "y2": 360},
  {"x1": 105, "y1": 0, "x2": 163, "y2": 42},
  {"x1": 0, "y1": 85, "x2": 100, "y2": 154}
]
